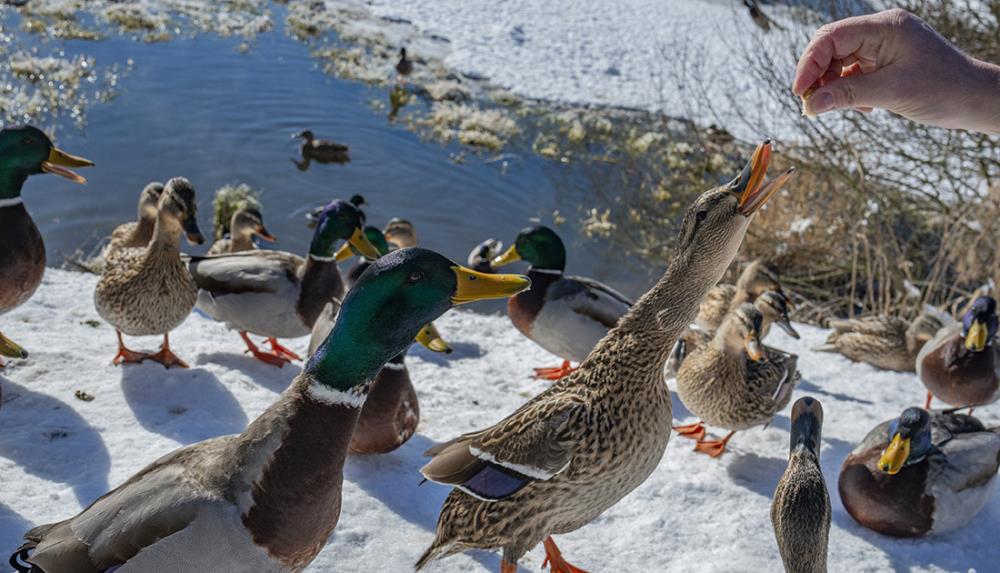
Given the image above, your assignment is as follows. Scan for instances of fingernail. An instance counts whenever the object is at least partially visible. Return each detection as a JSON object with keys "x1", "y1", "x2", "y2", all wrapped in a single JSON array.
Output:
[{"x1": 809, "y1": 92, "x2": 834, "y2": 115}]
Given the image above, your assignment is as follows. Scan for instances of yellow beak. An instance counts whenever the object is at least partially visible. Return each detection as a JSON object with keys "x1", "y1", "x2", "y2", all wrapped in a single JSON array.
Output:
[
  {"x1": 451, "y1": 265, "x2": 530, "y2": 304},
  {"x1": 348, "y1": 227, "x2": 382, "y2": 260},
  {"x1": 744, "y1": 335, "x2": 766, "y2": 362},
  {"x1": 333, "y1": 242, "x2": 355, "y2": 263},
  {"x1": 415, "y1": 323, "x2": 452, "y2": 353},
  {"x1": 491, "y1": 245, "x2": 522, "y2": 268},
  {"x1": 0, "y1": 331, "x2": 27, "y2": 359},
  {"x1": 41, "y1": 147, "x2": 93, "y2": 185},
  {"x1": 966, "y1": 320, "x2": 989, "y2": 352},
  {"x1": 878, "y1": 434, "x2": 910, "y2": 475}
]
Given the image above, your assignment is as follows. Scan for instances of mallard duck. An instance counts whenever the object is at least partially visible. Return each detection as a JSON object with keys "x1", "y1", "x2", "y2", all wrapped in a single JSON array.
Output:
[
  {"x1": 771, "y1": 397, "x2": 830, "y2": 573},
  {"x1": 417, "y1": 141, "x2": 794, "y2": 572},
  {"x1": 309, "y1": 227, "x2": 453, "y2": 454},
  {"x1": 189, "y1": 200, "x2": 380, "y2": 367},
  {"x1": 207, "y1": 207, "x2": 275, "y2": 255},
  {"x1": 294, "y1": 130, "x2": 350, "y2": 165},
  {"x1": 10, "y1": 248, "x2": 530, "y2": 573},
  {"x1": 490, "y1": 225, "x2": 634, "y2": 380},
  {"x1": 0, "y1": 126, "x2": 92, "y2": 367},
  {"x1": 396, "y1": 47, "x2": 413, "y2": 77},
  {"x1": 467, "y1": 238, "x2": 504, "y2": 273},
  {"x1": 306, "y1": 194, "x2": 365, "y2": 228},
  {"x1": 100, "y1": 181, "x2": 163, "y2": 261},
  {"x1": 917, "y1": 296, "x2": 1000, "y2": 410},
  {"x1": 815, "y1": 311, "x2": 944, "y2": 373},
  {"x1": 695, "y1": 259, "x2": 782, "y2": 332},
  {"x1": 839, "y1": 407, "x2": 1000, "y2": 537},
  {"x1": 675, "y1": 302, "x2": 800, "y2": 456},
  {"x1": 384, "y1": 217, "x2": 417, "y2": 249},
  {"x1": 666, "y1": 289, "x2": 798, "y2": 377},
  {"x1": 94, "y1": 177, "x2": 205, "y2": 369}
]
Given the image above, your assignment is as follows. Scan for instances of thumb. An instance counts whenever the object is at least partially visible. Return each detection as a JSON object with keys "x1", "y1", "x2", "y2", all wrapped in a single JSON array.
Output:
[{"x1": 804, "y1": 67, "x2": 898, "y2": 116}]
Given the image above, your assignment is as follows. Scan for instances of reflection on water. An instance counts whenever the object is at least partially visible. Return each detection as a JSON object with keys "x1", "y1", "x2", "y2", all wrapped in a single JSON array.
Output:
[{"x1": 7, "y1": 7, "x2": 657, "y2": 310}]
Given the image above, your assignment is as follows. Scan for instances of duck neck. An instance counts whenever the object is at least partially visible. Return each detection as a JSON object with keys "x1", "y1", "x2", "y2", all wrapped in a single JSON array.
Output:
[
  {"x1": 296, "y1": 256, "x2": 346, "y2": 329},
  {"x1": 0, "y1": 167, "x2": 29, "y2": 202},
  {"x1": 147, "y1": 211, "x2": 183, "y2": 255},
  {"x1": 230, "y1": 229, "x2": 256, "y2": 253}
]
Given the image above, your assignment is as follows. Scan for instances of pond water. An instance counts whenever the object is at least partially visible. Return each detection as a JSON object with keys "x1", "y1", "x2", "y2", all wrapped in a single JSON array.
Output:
[{"x1": 7, "y1": 7, "x2": 657, "y2": 310}]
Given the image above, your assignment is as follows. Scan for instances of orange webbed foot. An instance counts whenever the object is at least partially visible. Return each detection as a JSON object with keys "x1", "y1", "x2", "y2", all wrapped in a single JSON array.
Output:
[
  {"x1": 239, "y1": 332, "x2": 289, "y2": 367},
  {"x1": 111, "y1": 330, "x2": 148, "y2": 366},
  {"x1": 146, "y1": 334, "x2": 188, "y2": 369},
  {"x1": 533, "y1": 360, "x2": 576, "y2": 381},
  {"x1": 542, "y1": 536, "x2": 588, "y2": 573},
  {"x1": 693, "y1": 431, "x2": 735, "y2": 458},
  {"x1": 672, "y1": 421, "x2": 706, "y2": 441},
  {"x1": 267, "y1": 337, "x2": 301, "y2": 361}
]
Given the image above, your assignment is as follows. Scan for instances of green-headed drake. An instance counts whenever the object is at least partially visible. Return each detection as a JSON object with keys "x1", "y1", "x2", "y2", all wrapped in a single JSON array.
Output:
[
  {"x1": 917, "y1": 296, "x2": 1000, "y2": 409},
  {"x1": 675, "y1": 303, "x2": 800, "y2": 457},
  {"x1": 771, "y1": 397, "x2": 830, "y2": 573},
  {"x1": 11, "y1": 248, "x2": 529, "y2": 573},
  {"x1": 839, "y1": 407, "x2": 1000, "y2": 537},
  {"x1": 418, "y1": 141, "x2": 794, "y2": 572},
  {"x1": 491, "y1": 225, "x2": 633, "y2": 380},
  {"x1": 309, "y1": 225, "x2": 453, "y2": 454},
  {"x1": 189, "y1": 200, "x2": 379, "y2": 367},
  {"x1": 0, "y1": 125, "x2": 92, "y2": 367},
  {"x1": 94, "y1": 177, "x2": 205, "y2": 369},
  {"x1": 816, "y1": 311, "x2": 944, "y2": 373}
]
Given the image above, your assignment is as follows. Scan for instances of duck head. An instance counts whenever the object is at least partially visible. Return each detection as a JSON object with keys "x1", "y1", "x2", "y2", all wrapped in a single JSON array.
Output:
[
  {"x1": 757, "y1": 290, "x2": 799, "y2": 339},
  {"x1": 159, "y1": 178, "x2": 205, "y2": 245},
  {"x1": 722, "y1": 303, "x2": 767, "y2": 362},
  {"x1": 310, "y1": 200, "x2": 380, "y2": 261},
  {"x1": 493, "y1": 225, "x2": 566, "y2": 272},
  {"x1": 739, "y1": 260, "x2": 782, "y2": 298},
  {"x1": 962, "y1": 296, "x2": 998, "y2": 352},
  {"x1": 878, "y1": 407, "x2": 932, "y2": 475},
  {"x1": 231, "y1": 207, "x2": 275, "y2": 244},
  {"x1": 0, "y1": 126, "x2": 93, "y2": 195},
  {"x1": 335, "y1": 226, "x2": 390, "y2": 262},
  {"x1": 384, "y1": 217, "x2": 417, "y2": 249},
  {"x1": 674, "y1": 141, "x2": 794, "y2": 282},
  {"x1": 294, "y1": 130, "x2": 314, "y2": 142},
  {"x1": 308, "y1": 248, "x2": 529, "y2": 382},
  {"x1": 789, "y1": 397, "x2": 823, "y2": 459},
  {"x1": 137, "y1": 182, "x2": 164, "y2": 222}
]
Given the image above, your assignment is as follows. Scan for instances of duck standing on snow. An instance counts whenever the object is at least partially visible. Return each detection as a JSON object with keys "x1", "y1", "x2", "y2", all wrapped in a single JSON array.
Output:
[
  {"x1": 695, "y1": 258, "x2": 783, "y2": 332},
  {"x1": 81, "y1": 181, "x2": 164, "y2": 274},
  {"x1": 490, "y1": 225, "x2": 634, "y2": 380},
  {"x1": 771, "y1": 397, "x2": 830, "y2": 573},
  {"x1": 839, "y1": 407, "x2": 1000, "y2": 537},
  {"x1": 417, "y1": 141, "x2": 795, "y2": 572},
  {"x1": 189, "y1": 200, "x2": 380, "y2": 367},
  {"x1": 396, "y1": 47, "x2": 413, "y2": 78},
  {"x1": 10, "y1": 248, "x2": 530, "y2": 573},
  {"x1": 675, "y1": 303, "x2": 800, "y2": 456},
  {"x1": 294, "y1": 130, "x2": 350, "y2": 168},
  {"x1": 0, "y1": 126, "x2": 93, "y2": 367},
  {"x1": 667, "y1": 289, "x2": 797, "y2": 377},
  {"x1": 94, "y1": 177, "x2": 205, "y2": 369},
  {"x1": 309, "y1": 225, "x2": 453, "y2": 454},
  {"x1": 917, "y1": 296, "x2": 1000, "y2": 409},
  {"x1": 207, "y1": 208, "x2": 275, "y2": 255},
  {"x1": 815, "y1": 310, "x2": 944, "y2": 373}
]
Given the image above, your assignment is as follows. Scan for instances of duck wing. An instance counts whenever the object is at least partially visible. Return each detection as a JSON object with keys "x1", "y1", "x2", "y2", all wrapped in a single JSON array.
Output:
[
  {"x1": 557, "y1": 276, "x2": 633, "y2": 329},
  {"x1": 421, "y1": 389, "x2": 585, "y2": 501},
  {"x1": 187, "y1": 250, "x2": 304, "y2": 296},
  {"x1": 929, "y1": 422, "x2": 1000, "y2": 494}
]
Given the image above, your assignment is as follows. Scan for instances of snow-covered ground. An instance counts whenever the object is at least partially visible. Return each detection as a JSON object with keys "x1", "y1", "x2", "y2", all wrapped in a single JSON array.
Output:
[{"x1": 1, "y1": 268, "x2": 997, "y2": 572}]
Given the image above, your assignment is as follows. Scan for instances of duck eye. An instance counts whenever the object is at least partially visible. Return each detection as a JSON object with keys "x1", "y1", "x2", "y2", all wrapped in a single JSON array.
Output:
[
  {"x1": 696, "y1": 210, "x2": 708, "y2": 222},
  {"x1": 407, "y1": 271, "x2": 423, "y2": 283}
]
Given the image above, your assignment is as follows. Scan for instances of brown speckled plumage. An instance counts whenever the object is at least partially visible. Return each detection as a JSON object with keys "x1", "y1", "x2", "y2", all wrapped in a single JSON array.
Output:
[
  {"x1": 94, "y1": 179, "x2": 200, "y2": 337},
  {"x1": 695, "y1": 259, "x2": 781, "y2": 331},
  {"x1": 818, "y1": 313, "x2": 944, "y2": 372},
  {"x1": 418, "y1": 146, "x2": 789, "y2": 569},
  {"x1": 677, "y1": 304, "x2": 799, "y2": 431}
]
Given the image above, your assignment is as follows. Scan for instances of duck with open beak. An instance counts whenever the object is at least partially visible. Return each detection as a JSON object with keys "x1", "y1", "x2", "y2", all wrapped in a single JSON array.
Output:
[{"x1": 734, "y1": 139, "x2": 796, "y2": 217}]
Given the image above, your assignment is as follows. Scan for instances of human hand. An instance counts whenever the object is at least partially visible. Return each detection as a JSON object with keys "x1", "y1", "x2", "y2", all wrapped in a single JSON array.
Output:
[{"x1": 793, "y1": 8, "x2": 1000, "y2": 133}]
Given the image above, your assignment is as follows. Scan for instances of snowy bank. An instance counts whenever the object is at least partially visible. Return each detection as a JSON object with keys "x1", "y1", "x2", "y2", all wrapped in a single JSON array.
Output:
[{"x1": 0, "y1": 269, "x2": 998, "y2": 572}]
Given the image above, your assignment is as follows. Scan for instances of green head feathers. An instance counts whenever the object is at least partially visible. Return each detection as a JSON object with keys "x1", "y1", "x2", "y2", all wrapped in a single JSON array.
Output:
[
  {"x1": 493, "y1": 225, "x2": 567, "y2": 271},
  {"x1": 309, "y1": 200, "x2": 379, "y2": 260},
  {"x1": 0, "y1": 126, "x2": 92, "y2": 198}
]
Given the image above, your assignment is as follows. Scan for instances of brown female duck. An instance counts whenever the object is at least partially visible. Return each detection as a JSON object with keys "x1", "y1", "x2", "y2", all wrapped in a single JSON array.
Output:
[
  {"x1": 839, "y1": 407, "x2": 1000, "y2": 537},
  {"x1": 94, "y1": 177, "x2": 205, "y2": 368},
  {"x1": 771, "y1": 397, "x2": 830, "y2": 573},
  {"x1": 417, "y1": 141, "x2": 794, "y2": 572},
  {"x1": 207, "y1": 207, "x2": 275, "y2": 255},
  {"x1": 675, "y1": 303, "x2": 800, "y2": 456},
  {"x1": 816, "y1": 311, "x2": 944, "y2": 373},
  {"x1": 917, "y1": 296, "x2": 1000, "y2": 409},
  {"x1": 0, "y1": 125, "x2": 92, "y2": 367},
  {"x1": 695, "y1": 258, "x2": 782, "y2": 332},
  {"x1": 11, "y1": 249, "x2": 529, "y2": 573}
]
